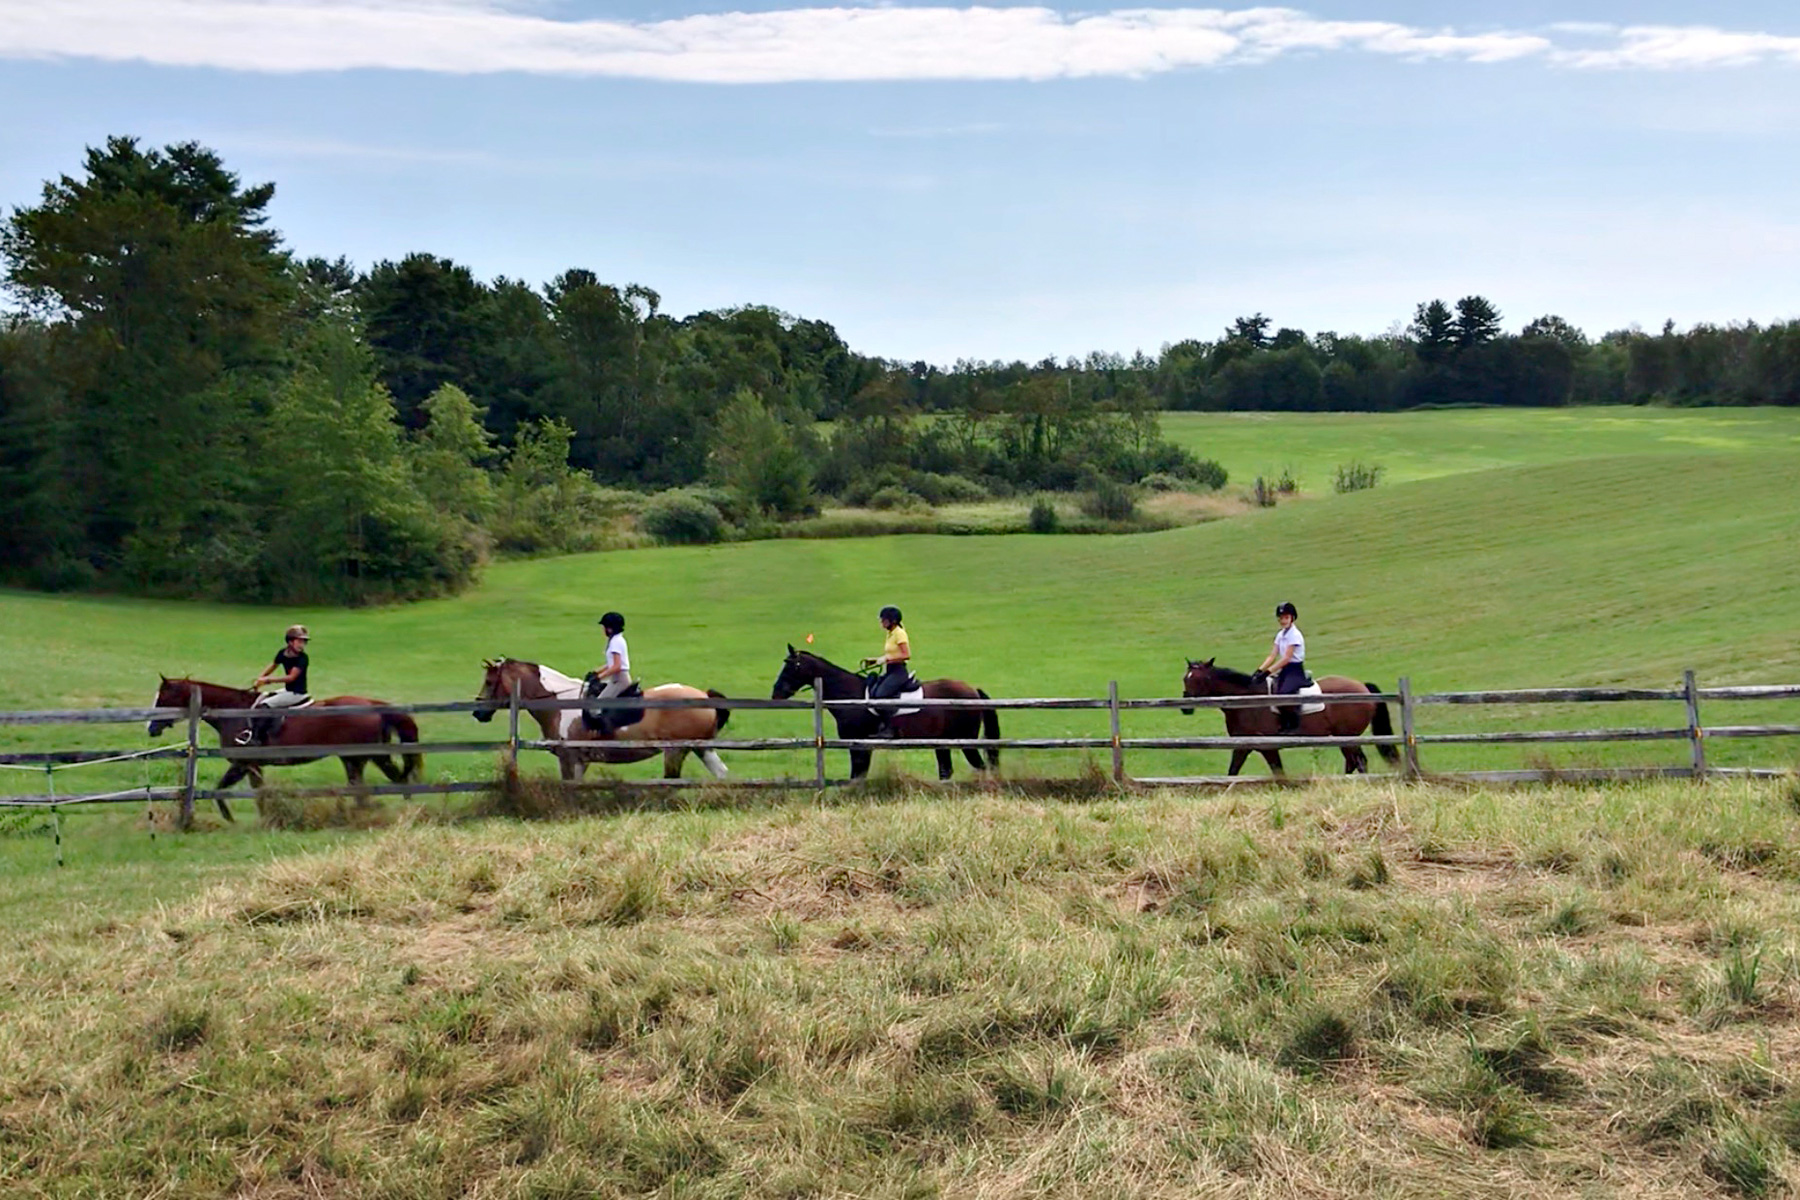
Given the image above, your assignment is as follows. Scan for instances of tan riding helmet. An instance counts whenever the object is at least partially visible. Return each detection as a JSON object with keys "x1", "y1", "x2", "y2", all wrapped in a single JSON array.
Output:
[{"x1": 284, "y1": 624, "x2": 310, "y2": 642}]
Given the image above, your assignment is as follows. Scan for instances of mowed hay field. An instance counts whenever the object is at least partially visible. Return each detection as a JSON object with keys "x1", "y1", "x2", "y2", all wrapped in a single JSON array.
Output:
[{"x1": 11, "y1": 782, "x2": 1800, "y2": 1197}]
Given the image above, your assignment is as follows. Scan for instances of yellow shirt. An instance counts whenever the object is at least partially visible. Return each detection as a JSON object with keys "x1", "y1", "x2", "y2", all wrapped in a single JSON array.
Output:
[{"x1": 883, "y1": 624, "x2": 910, "y2": 661}]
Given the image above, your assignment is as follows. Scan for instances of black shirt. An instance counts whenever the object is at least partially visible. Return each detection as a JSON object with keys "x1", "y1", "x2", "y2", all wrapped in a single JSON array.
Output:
[{"x1": 272, "y1": 648, "x2": 309, "y2": 694}]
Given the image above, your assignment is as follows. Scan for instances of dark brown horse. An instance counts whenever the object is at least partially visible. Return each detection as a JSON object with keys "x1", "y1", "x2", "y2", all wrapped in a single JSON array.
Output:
[
  {"x1": 147, "y1": 677, "x2": 422, "y2": 818},
  {"x1": 772, "y1": 646, "x2": 999, "y2": 781},
  {"x1": 1181, "y1": 659, "x2": 1399, "y2": 777}
]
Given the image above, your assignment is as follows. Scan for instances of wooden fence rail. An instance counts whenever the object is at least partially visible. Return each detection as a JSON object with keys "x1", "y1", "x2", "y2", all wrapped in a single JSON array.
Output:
[{"x1": 4, "y1": 675, "x2": 1797, "y2": 838}]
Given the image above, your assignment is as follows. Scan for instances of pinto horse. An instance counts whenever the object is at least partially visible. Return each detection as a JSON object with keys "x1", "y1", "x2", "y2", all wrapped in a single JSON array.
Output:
[
  {"x1": 147, "y1": 676, "x2": 423, "y2": 819},
  {"x1": 1181, "y1": 658, "x2": 1400, "y2": 778},
  {"x1": 771, "y1": 646, "x2": 999, "y2": 781},
  {"x1": 473, "y1": 658, "x2": 731, "y2": 781}
]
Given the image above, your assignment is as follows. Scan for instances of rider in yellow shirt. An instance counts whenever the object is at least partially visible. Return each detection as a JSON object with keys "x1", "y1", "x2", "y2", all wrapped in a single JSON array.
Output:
[{"x1": 860, "y1": 605, "x2": 912, "y2": 736}]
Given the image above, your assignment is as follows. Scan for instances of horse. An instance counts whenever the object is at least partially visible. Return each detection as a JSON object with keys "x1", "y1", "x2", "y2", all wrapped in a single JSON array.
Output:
[
  {"x1": 147, "y1": 676, "x2": 423, "y2": 820},
  {"x1": 472, "y1": 658, "x2": 731, "y2": 781},
  {"x1": 771, "y1": 645, "x2": 999, "y2": 782},
  {"x1": 1180, "y1": 658, "x2": 1400, "y2": 777}
]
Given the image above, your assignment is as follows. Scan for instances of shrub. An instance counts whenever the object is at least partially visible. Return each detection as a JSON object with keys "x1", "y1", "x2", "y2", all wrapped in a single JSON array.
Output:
[
  {"x1": 1253, "y1": 477, "x2": 1278, "y2": 508},
  {"x1": 641, "y1": 492, "x2": 727, "y2": 545},
  {"x1": 1275, "y1": 466, "x2": 1300, "y2": 494},
  {"x1": 909, "y1": 472, "x2": 989, "y2": 505},
  {"x1": 1333, "y1": 461, "x2": 1385, "y2": 493},
  {"x1": 1139, "y1": 472, "x2": 1187, "y2": 492},
  {"x1": 867, "y1": 485, "x2": 928, "y2": 511},
  {"x1": 1028, "y1": 499, "x2": 1059, "y2": 533},
  {"x1": 1081, "y1": 479, "x2": 1137, "y2": 522}
]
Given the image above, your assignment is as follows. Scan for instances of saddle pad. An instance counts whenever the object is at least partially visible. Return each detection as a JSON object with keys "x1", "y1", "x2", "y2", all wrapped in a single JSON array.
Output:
[
  {"x1": 1298, "y1": 683, "x2": 1326, "y2": 715},
  {"x1": 886, "y1": 687, "x2": 925, "y2": 717}
]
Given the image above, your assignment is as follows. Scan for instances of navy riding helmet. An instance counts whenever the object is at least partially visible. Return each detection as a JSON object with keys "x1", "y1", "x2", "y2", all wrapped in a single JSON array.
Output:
[
  {"x1": 599, "y1": 612, "x2": 625, "y2": 631},
  {"x1": 1275, "y1": 602, "x2": 1298, "y2": 619},
  {"x1": 879, "y1": 605, "x2": 902, "y2": 624}
]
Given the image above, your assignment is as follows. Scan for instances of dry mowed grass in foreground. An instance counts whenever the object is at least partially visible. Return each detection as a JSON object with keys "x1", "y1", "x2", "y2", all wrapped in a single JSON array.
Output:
[{"x1": 7, "y1": 779, "x2": 1800, "y2": 1198}]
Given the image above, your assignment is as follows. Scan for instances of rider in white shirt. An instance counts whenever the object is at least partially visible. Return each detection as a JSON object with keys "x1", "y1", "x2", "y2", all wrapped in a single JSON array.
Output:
[
  {"x1": 587, "y1": 611, "x2": 634, "y2": 735},
  {"x1": 1256, "y1": 601, "x2": 1307, "y2": 733}
]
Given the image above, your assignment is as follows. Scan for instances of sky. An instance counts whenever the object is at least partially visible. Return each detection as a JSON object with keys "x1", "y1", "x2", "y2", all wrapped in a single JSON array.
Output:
[{"x1": 2, "y1": 1, "x2": 1798, "y2": 363}]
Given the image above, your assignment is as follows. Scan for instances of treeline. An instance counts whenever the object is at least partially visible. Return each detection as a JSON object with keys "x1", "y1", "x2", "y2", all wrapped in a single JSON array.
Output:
[{"x1": 2, "y1": 137, "x2": 1796, "y2": 605}]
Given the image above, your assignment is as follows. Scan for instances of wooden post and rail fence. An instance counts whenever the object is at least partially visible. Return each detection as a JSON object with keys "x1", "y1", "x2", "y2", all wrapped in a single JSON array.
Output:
[{"x1": 3, "y1": 676, "x2": 1798, "y2": 835}]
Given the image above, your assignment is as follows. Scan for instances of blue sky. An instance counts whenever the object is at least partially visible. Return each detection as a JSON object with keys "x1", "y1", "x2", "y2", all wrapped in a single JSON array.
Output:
[{"x1": 3, "y1": 1, "x2": 1797, "y2": 362}]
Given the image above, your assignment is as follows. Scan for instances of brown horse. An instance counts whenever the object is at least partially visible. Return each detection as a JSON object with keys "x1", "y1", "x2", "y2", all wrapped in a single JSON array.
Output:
[
  {"x1": 147, "y1": 676, "x2": 423, "y2": 819},
  {"x1": 472, "y1": 658, "x2": 732, "y2": 781},
  {"x1": 1181, "y1": 658, "x2": 1399, "y2": 777},
  {"x1": 771, "y1": 646, "x2": 999, "y2": 781}
]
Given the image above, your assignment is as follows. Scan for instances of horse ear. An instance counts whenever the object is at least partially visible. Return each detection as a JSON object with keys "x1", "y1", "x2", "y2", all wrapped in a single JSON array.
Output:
[
  {"x1": 1204, "y1": 658, "x2": 1215, "y2": 667},
  {"x1": 1186, "y1": 659, "x2": 1196, "y2": 669},
  {"x1": 787, "y1": 642, "x2": 795, "y2": 654}
]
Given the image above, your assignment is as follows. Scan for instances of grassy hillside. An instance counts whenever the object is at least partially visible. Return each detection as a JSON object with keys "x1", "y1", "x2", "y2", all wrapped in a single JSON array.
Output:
[
  {"x1": 6, "y1": 780, "x2": 1800, "y2": 1197},
  {"x1": 1162, "y1": 405, "x2": 1800, "y2": 492},
  {"x1": 3, "y1": 448, "x2": 1798, "y2": 805}
]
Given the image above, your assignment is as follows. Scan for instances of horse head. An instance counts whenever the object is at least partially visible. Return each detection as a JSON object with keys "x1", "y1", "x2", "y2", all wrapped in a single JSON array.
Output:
[
  {"x1": 771, "y1": 644, "x2": 809, "y2": 700},
  {"x1": 1180, "y1": 658, "x2": 1216, "y2": 715},
  {"x1": 147, "y1": 675, "x2": 187, "y2": 737},
  {"x1": 473, "y1": 657, "x2": 522, "y2": 723}
]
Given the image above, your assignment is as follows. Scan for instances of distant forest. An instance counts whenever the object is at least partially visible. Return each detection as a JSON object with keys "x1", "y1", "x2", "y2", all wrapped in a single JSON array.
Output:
[{"x1": 3, "y1": 138, "x2": 1796, "y2": 603}]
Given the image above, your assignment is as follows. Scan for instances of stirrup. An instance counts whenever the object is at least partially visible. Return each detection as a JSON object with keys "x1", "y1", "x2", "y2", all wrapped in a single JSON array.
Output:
[{"x1": 234, "y1": 728, "x2": 254, "y2": 745}]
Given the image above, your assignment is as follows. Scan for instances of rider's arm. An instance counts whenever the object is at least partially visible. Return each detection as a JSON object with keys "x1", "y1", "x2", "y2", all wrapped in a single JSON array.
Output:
[
  {"x1": 887, "y1": 638, "x2": 909, "y2": 664},
  {"x1": 252, "y1": 659, "x2": 285, "y2": 687},
  {"x1": 600, "y1": 650, "x2": 625, "y2": 678}
]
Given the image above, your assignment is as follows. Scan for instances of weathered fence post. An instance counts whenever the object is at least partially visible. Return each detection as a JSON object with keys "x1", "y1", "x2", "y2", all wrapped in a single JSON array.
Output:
[
  {"x1": 813, "y1": 679, "x2": 827, "y2": 790},
  {"x1": 1398, "y1": 676, "x2": 1421, "y2": 780},
  {"x1": 1108, "y1": 680, "x2": 1125, "y2": 784},
  {"x1": 1684, "y1": 669, "x2": 1706, "y2": 779},
  {"x1": 180, "y1": 688, "x2": 201, "y2": 831},
  {"x1": 508, "y1": 678, "x2": 521, "y2": 760}
]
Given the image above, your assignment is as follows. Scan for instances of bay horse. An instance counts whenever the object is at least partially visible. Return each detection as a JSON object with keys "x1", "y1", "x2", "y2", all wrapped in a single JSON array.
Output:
[
  {"x1": 771, "y1": 645, "x2": 999, "y2": 781},
  {"x1": 472, "y1": 658, "x2": 731, "y2": 781},
  {"x1": 147, "y1": 676, "x2": 423, "y2": 819},
  {"x1": 1181, "y1": 658, "x2": 1400, "y2": 777}
]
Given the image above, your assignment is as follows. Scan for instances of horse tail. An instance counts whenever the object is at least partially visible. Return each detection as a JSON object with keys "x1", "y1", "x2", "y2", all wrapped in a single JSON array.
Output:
[
  {"x1": 381, "y1": 710, "x2": 424, "y2": 782},
  {"x1": 978, "y1": 689, "x2": 1001, "y2": 771},
  {"x1": 1366, "y1": 683, "x2": 1401, "y2": 765},
  {"x1": 707, "y1": 689, "x2": 732, "y2": 734}
]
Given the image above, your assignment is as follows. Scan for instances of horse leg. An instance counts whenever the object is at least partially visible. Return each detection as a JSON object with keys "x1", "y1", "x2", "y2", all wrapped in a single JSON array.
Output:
[
  {"x1": 1227, "y1": 749, "x2": 1250, "y2": 777},
  {"x1": 699, "y1": 750, "x2": 729, "y2": 779},
  {"x1": 663, "y1": 748, "x2": 686, "y2": 779},
  {"x1": 1262, "y1": 749, "x2": 1286, "y2": 778},
  {"x1": 344, "y1": 756, "x2": 373, "y2": 809},
  {"x1": 850, "y1": 748, "x2": 871, "y2": 781},
  {"x1": 936, "y1": 748, "x2": 954, "y2": 781}
]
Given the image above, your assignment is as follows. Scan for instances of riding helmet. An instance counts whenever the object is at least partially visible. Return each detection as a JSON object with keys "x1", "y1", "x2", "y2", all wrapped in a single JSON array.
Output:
[
  {"x1": 599, "y1": 612, "x2": 625, "y2": 631},
  {"x1": 284, "y1": 624, "x2": 310, "y2": 641},
  {"x1": 879, "y1": 605, "x2": 902, "y2": 624},
  {"x1": 1274, "y1": 602, "x2": 1298, "y2": 619}
]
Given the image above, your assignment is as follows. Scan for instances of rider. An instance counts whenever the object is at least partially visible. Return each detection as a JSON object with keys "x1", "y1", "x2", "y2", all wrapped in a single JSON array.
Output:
[
  {"x1": 239, "y1": 624, "x2": 312, "y2": 745},
  {"x1": 586, "y1": 612, "x2": 633, "y2": 735},
  {"x1": 860, "y1": 605, "x2": 912, "y2": 736},
  {"x1": 1256, "y1": 601, "x2": 1307, "y2": 733}
]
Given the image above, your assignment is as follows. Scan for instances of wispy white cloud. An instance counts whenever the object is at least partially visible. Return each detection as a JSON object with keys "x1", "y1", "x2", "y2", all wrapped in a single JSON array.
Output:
[{"x1": 0, "y1": 2, "x2": 1794, "y2": 82}]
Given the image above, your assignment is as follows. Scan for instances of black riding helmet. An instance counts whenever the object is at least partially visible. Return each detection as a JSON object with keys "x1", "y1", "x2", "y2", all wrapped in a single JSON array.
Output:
[
  {"x1": 1275, "y1": 602, "x2": 1298, "y2": 619},
  {"x1": 879, "y1": 605, "x2": 902, "y2": 624},
  {"x1": 599, "y1": 612, "x2": 625, "y2": 632}
]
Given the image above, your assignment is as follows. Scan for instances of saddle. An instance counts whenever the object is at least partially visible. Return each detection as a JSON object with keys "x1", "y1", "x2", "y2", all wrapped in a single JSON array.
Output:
[
  {"x1": 240, "y1": 694, "x2": 315, "y2": 745},
  {"x1": 1257, "y1": 671, "x2": 1326, "y2": 715},
  {"x1": 580, "y1": 674, "x2": 645, "y2": 733},
  {"x1": 864, "y1": 671, "x2": 924, "y2": 720}
]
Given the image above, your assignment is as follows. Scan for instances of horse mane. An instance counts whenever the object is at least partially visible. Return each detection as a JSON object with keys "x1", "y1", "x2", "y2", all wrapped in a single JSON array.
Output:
[
  {"x1": 790, "y1": 649, "x2": 855, "y2": 679},
  {"x1": 1203, "y1": 662, "x2": 1261, "y2": 688}
]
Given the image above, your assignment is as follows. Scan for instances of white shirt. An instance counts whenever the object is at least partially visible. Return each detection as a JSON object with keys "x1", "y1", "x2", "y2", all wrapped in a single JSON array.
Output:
[
  {"x1": 605, "y1": 633, "x2": 631, "y2": 672},
  {"x1": 1274, "y1": 626, "x2": 1305, "y2": 663}
]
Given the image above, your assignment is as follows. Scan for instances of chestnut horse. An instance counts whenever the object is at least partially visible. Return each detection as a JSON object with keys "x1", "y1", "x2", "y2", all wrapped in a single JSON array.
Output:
[
  {"x1": 1181, "y1": 658, "x2": 1399, "y2": 777},
  {"x1": 147, "y1": 676, "x2": 423, "y2": 819},
  {"x1": 771, "y1": 646, "x2": 999, "y2": 781},
  {"x1": 472, "y1": 658, "x2": 731, "y2": 781}
]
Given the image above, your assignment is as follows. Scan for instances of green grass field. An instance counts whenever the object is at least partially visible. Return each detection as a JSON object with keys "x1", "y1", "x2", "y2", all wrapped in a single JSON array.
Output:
[
  {"x1": 2, "y1": 412, "x2": 1798, "y2": 817},
  {"x1": 1162, "y1": 405, "x2": 1800, "y2": 492}
]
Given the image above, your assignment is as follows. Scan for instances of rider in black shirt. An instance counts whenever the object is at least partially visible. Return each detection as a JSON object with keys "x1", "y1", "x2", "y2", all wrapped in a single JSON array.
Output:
[{"x1": 238, "y1": 624, "x2": 313, "y2": 744}]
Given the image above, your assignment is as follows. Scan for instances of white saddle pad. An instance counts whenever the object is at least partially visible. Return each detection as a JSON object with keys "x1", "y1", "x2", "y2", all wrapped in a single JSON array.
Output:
[
  {"x1": 887, "y1": 687, "x2": 925, "y2": 717},
  {"x1": 1298, "y1": 683, "x2": 1326, "y2": 715}
]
